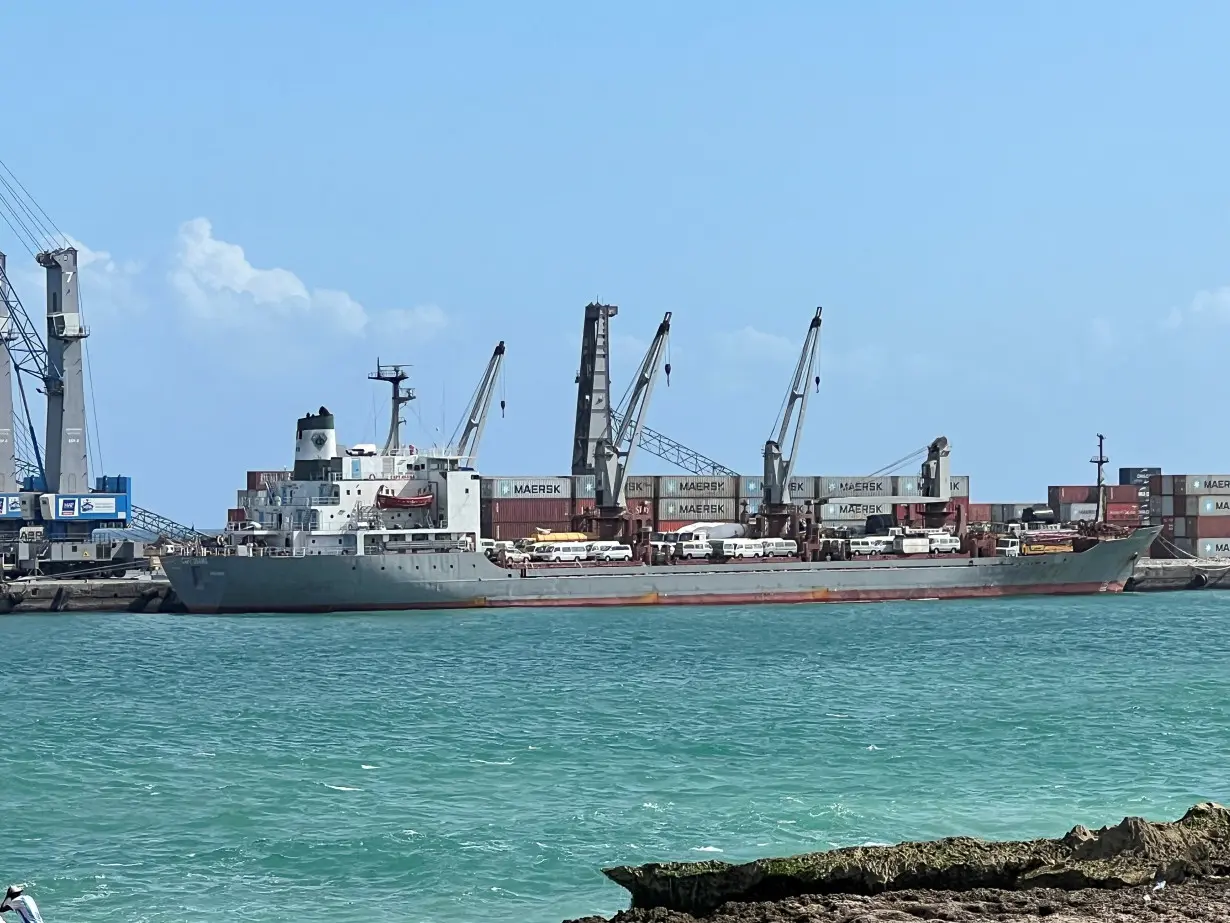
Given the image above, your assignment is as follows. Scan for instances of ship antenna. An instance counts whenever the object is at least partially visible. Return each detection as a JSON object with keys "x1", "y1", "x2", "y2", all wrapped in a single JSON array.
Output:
[{"x1": 1090, "y1": 433, "x2": 1108, "y2": 524}]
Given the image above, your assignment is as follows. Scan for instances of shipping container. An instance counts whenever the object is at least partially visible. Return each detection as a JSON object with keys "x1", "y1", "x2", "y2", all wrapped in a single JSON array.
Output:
[
  {"x1": 1150, "y1": 474, "x2": 1169, "y2": 496},
  {"x1": 1196, "y1": 537, "x2": 1230, "y2": 558},
  {"x1": 481, "y1": 498, "x2": 573, "y2": 523},
  {"x1": 1105, "y1": 485, "x2": 1138, "y2": 503},
  {"x1": 1172, "y1": 537, "x2": 1193, "y2": 555},
  {"x1": 1104, "y1": 502, "x2": 1141, "y2": 523},
  {"x1": 1159, "y1": 516, "x2": 1175, "y2": 537},
  {"x1": 1175, "y1": 517, "x2": 1187, "y2": 538},
  {"x1": 480, "y1": 477, "x2": 572, "y2": 500},
  {"x1": 741, "y1": 498, "x2": 817, "y2": 516},
  {"x1": 623, "y1": 476, "x2": 656, "y2": 499},
  {"x1": 967, "y1": 503, "x2": 993, "y2": 522},
  {"x1": 482, "y1": 521, "x2": 574, "y2": 542},
  {"x1": 572, "y1": 498, "x2": 596, "y2": 517},
  {"x1": 821, "y1": 501, "x2": 893, "y2": 521},
  {"x1": 658, "y1": 476, "x2": 738, "y2": 499},
  {"x1": 737, "y1": 476, "x2": 815, "y2": 499},
  {"x1": 949, "y1": 475, "x2": 971, "y2": 497},
  {"x1": 1049, "y1": 486, "x2": 1096, "y2": 506},
  {"x1": 818, "y1": 476, "x2": 892, "y2": 498},
  {"x1": 892, "y1": 476, "x2": 921, "y2": 496},
  {"x1": 246, "y1": 469, "x2": 292, "y2": 491},
  {"x1": 1181, "y1": 476, "x2": 1230, "y2": 496},
  {"x1": 1061, "y1": 502, "x2": 1098, "y2": 522},
  {"x1": 1137, "y1": 484, "x2": 1150, "y2": 500},
  {"x1": 1188, "y1": 517, "x2": 1230, "y2": 540},
  {"x1": 1120, "y1": 466, "x2": 1161, "y2": 486},
  {"x1": 1186, "y1": 496, "x2": 1230, "y2": 517},
  {"x1": 227, "y1": 507, "x2": 246, "y2": 524},
  {"x1": 656, "y1": 498, "x2": 738, "y2": 521},
  {"x1": 991, "y1": 503, "x2": 1048, "y2": 522},
  {"x1": 656, "y1": 520, "x2": 695, "y2": 534},
  {"x1": 571, "y1": 475, "x2": 596, "y2": 498}
]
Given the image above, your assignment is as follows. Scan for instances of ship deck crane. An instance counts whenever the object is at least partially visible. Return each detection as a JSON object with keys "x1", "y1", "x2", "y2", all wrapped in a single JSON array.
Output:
[
  {"x1": 592, "y1": 312, "x2": 672, "y2": 538},
  {"x1": 760, "y1": 307, "x2": 823, "y2": 535},
  {"x1": 447, "y1": 340, "x2": 505, "y2": 464},
  {"x1": 610, "y1": 411, "x2": 738, "y2": 478}
]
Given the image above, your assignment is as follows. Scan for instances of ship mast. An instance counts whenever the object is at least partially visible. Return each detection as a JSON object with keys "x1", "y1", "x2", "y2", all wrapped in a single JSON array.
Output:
[{"x1": 369, "y1": 360, "x2": 416, "y2": 454}]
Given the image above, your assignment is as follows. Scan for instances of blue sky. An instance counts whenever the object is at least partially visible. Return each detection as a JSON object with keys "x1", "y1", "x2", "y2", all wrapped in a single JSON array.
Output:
[{"x1": 1, "y1": 1, "x2": 1227, "y2": 523}]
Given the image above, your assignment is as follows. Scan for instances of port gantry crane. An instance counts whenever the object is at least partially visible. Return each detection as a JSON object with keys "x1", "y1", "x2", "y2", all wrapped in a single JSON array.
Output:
[
  {"x1": 0, "y1": 168, "x2": 207, "y2": 545},
  {"x1": 590, "y1": 312, "x2": 672, "y2": 539},
  {"x1": 447, "y1": 340, "x2": 506, "y2": 464}
]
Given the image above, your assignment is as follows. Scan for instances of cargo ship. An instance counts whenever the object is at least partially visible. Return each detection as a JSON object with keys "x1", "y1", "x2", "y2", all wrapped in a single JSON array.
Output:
[{"x1": 161, "y1": 402, "x2": 1157, "y2": 614}]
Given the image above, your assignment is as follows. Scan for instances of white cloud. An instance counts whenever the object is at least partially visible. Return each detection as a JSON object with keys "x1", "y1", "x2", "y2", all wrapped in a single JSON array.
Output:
[
  {"x1": 169, "y1": 217, "x2": 368, "y2": 335},
  {"x1": 714, "y1": 325, "x2": 795, "y2": 362},
  {"x1": 1190, "y1": 286, "x2": 1230, "y2": 322},
  {"x1": 370, "y1": 304, "x2": 448, "y2": 340},
  {"x1": 1163, "y1": 285, "x2": 1230, "y2": 329}
]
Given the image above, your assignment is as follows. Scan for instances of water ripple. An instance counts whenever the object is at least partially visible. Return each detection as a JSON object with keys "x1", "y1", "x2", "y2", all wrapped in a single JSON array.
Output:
[{"x1": 1, "y1": 595, "x2": 1228, "y2": 922}]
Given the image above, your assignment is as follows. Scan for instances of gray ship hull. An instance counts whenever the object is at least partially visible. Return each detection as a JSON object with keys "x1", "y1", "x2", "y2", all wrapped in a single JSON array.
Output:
[{"x1": 163, "y1": 528, "x2": 1158, "y2": 614}]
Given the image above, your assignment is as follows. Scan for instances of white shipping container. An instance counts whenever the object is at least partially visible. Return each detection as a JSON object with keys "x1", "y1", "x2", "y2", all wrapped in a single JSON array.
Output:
[
  {"x1": 481, "y1": 477, "x2": 572, "y2": 500},
  {"x1": 1187, "y1": 496, "x2": 1230, "y2": 517},
  {"x1": 659, "y1": 476, "x2": 738, "y2": 499},
  {"x1": 738, "y1": 476, "x2": 815, "y2": 499},
  {"x1": 821, "y1": 501, "x2": 892, "y2": 521},
  {"x1": 1184, "y1": 476, "x2": 1230, "y2": 496},
  {"x1": 742, "y1": 498, "x2": 814, "y2": 515},
  {"x1": 657, "y1": 498, "x2": 737, "y2": 521},
  {"x1": 623, "y1": 477, "x2": 656, "y2": 499},
  {"x1": 1197, "y1": 538, "x2": 1230, "y2": 558},
  {"x1": 1061, "y1": 502, "x2": 1098, "y2": 522},
  {"x1": 819, "y1": 476, "x2": 892, "y2": 498},
  {"x1": 571, "y1": 475, "x2": 596, "y2": 498},
  {"x1": 949, "y1": 475, "x2": 970, "y2": 497},
  {"x1": 892, "y1": 476, "x2": 921, "y2": 496}
]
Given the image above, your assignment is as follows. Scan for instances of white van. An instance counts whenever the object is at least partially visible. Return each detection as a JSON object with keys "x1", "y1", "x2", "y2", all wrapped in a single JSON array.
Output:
[
  {"x1": 710, "y1": 538, "x2": 763, "y2": 559},
  {"x1": 676, "y1": 539, "x2": 713, "y2": 559},
  {"x1": 848, "y1": 536, "x2": 889, "y2": 555},
  {"x1": 760, "y1": 538, "x2": 798, "y2": 557},
  {"x1": 586, "y1": 540, "x2": 633, "y2": 562},
  {"x1": 928, "y1": 532, "x2": 962, "y2": 554},
  {"x1": 542, "y1": 541, "x2": 589, "y2": 563}
]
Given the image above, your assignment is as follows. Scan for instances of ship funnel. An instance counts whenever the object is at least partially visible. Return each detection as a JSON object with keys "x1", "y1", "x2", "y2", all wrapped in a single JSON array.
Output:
[{"x1": 293, "y1": 406, "x2": 337, "y2": 480}]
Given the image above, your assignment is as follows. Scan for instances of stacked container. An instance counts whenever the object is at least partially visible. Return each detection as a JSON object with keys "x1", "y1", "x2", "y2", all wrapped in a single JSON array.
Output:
[
  {"x1": 657, "y1": 476, "x2": 737, "y2": 531},
  {"x1": 480, "y1": 477, "x2": 573, "y2": 540},
  {"x1": 1149, "y1": 475, "x2": 1230, "y2": 557},
  {"x1": 1046, "y1": 485, "x2": 1143, "y2": 525}
]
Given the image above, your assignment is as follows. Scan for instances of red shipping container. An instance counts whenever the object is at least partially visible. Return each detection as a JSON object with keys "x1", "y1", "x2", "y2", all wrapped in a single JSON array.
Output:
[
  {"x1": 1189, "y1": 517, "x2": 1230, "y2": 539},
  {"x1": 247, "y1": 469, "x2": 292, "y2": 490},
  {"x1": 573, "y1": 499, "x2": 597, "y2": 516},
  {"x1": 1105, "y1": 485, "x2": 1139, "y2": 503},
  {"x1": 483, "y1": 498, "x2": 573, "y2": 523},
  {"x1": 1049, "y1": 485, "x2": 1096, "y2": 505},
  {"x1": 1160, "y1": 516, "x2": 1175, "y2": 537},
  {"x1": 227, "y1": 507, "x2": 246, "y2": 523},
  {"x1": 1105, "y1": 502, "x2": 1141, "y2": 523},
  {"x1": 484, "y1": 520, "x2": 573, "y2": 541},
  {"x1": 967, "y1": 503, "x2": 993, "y2": 522}
]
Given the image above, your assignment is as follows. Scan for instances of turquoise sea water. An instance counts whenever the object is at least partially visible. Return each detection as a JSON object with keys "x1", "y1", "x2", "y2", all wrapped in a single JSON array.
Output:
[{"x1": 2, "y1": 594, "x2": 1229, "y2": 923}]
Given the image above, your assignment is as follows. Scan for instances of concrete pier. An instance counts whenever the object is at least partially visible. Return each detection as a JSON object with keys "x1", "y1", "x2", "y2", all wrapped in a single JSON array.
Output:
[
  {"x1": 0, "y1": 575, "x2": 183, "y2": 613},
  {"x1": 1128, "y1": 557, "x2": 1230, "y2": 592}
]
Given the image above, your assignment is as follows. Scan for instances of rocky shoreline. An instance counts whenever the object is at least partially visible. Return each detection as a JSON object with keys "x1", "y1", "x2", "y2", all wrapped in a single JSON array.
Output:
[{"x1": 566, "y1": 803, "x2": 1230, "y2": 922}]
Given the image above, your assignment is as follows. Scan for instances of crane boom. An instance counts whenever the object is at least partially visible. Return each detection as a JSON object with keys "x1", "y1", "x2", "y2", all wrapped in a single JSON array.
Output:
[
  {"x1": 450, "y1": 340, "x2": 505, "y2": 463},
  {"x1": 611, "y1": 411, "x2": 738, "y2": 477},
  {"x1": 595, "y1": 312, "x2": 671, "y2": 509},
  {"x1": 763, "y1": 307, "x2": 822, "y2": 507}
]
